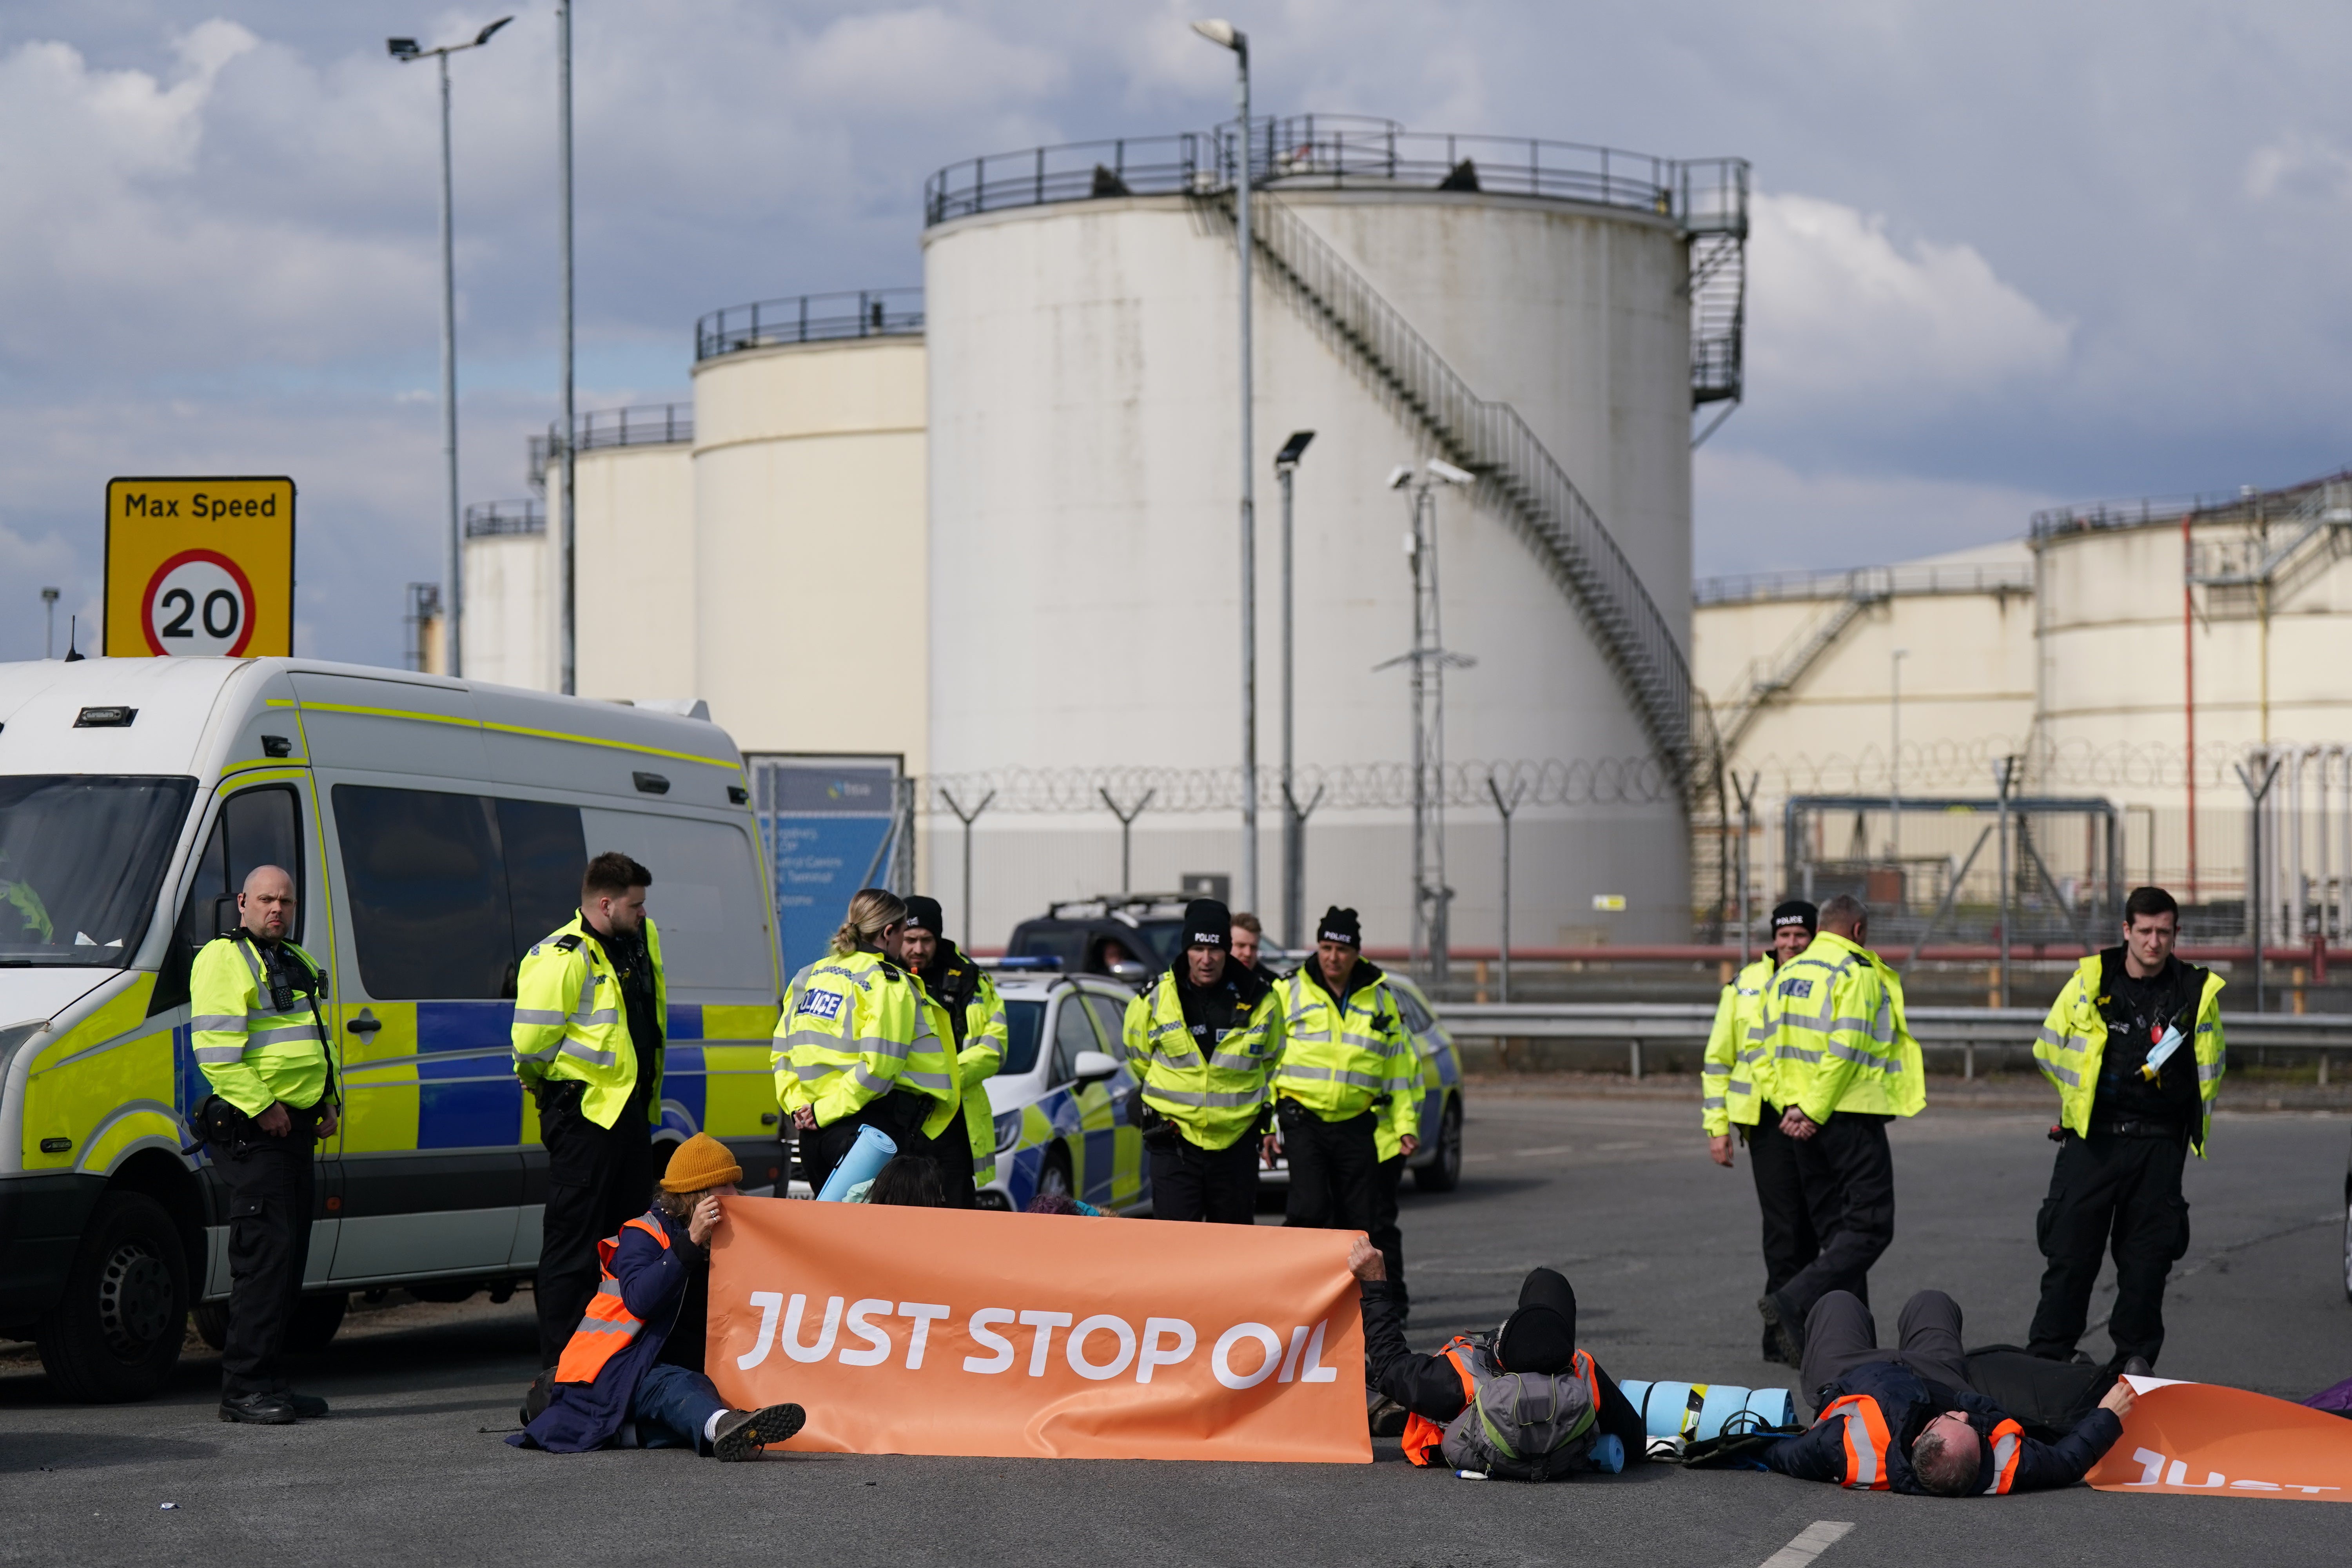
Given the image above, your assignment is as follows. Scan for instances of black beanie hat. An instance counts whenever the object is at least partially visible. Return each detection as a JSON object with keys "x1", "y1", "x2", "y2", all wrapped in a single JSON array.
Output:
[
  {"x1": 1316, "y1": 906, "x2": 1362, "y2": 947},
  {"x1": 902, "y1": 895, "x2": 944, "y2": 935},
  {"x1": 1494, "y1": 1265, "x2": 1579, "y2": 1375},
  {"x1": 1771, "y1": 899, "x2": 1818, "y2": 936},
  {"x1": 1181, "y1": 898, "x2": 1230, "y2": 949}
]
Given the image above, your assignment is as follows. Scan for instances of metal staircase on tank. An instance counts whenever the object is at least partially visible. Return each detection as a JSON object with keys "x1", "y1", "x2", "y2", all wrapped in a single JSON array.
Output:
[
  {"x1": 1200, "y1": 187, "x2": 1726, "y2": 803},
  {"x1": 1717, "y1": 581, "x2": 1890, "y2": 756}
]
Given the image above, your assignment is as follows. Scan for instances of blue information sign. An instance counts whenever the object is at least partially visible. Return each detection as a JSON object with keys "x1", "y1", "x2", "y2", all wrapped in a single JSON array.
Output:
[{"x1": 753, "y1": 762, "x2": 901, "y2": 980}]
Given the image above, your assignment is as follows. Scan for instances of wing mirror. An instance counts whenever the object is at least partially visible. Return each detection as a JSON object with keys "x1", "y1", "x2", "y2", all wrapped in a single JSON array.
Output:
[{"x1": 1072, "y1": 1050, "x2": 1120, "y2": 1082}]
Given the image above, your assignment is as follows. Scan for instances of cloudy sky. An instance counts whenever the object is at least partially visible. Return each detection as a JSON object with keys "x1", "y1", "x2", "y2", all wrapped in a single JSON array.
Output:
[{"x1": 2, "y1": 2, "x2": 2348, "y2": 664}]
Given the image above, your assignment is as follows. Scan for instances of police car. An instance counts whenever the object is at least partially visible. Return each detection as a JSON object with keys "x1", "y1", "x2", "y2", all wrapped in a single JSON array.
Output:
[
  {"x1": 1259, "y1": 967, "x2": 1465, "y2": 1193},
  {"x1": 977, "y1": 960, "x2": 1150, "y2": 1212}
]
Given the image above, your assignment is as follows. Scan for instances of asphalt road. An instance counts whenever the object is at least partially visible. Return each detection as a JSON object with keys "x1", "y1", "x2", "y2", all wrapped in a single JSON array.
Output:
[{"x1": 5, "y1": 1094, "x2": 2349, "y2": 1567}]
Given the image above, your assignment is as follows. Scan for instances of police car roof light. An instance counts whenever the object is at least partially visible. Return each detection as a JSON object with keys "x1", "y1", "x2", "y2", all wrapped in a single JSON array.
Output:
[{"x1": 995, "y1": 955, "x2": 1062, "y2": 970}]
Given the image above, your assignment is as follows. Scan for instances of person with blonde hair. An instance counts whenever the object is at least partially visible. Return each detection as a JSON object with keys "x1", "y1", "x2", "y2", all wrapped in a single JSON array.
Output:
[{"x1": 770, "y1": 888, "x2": 969, "y2": 1203}]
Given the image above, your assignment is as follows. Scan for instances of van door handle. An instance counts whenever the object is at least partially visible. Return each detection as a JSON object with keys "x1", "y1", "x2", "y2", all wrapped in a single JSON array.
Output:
[{"x1": 345, "y1": 1009, "x2": 381, "y2": 1038}]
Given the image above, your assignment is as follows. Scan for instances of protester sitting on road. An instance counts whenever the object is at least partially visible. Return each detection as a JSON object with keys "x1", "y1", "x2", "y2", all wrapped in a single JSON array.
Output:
[
  {"x1": 512, "y1": 1134, "x2": 804, "y2": 1460},
  {"x1": 1348, "y1": 1238, "x2": 1648, "y2": 1474},
  {"x1": 864, "y1": 1154, "x2": 946, "y2": 1207},
  {"x1": 1764, "y1": 1288, "x2": 2131, "y2": 1494}
]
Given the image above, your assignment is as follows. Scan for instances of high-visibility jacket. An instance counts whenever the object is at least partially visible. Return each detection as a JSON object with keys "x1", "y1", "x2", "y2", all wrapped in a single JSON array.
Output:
[
  {"x1": 511, "y1": 913, "x2": 667, "y2": 1131},
  {"x1": 2035, "y1": 951, "x2": 2226, "y2": 1153},
  {"x1": 1762, "y1": 931, "x2": 1925, "y2": 1123},
  {"x1": 1274, "y1": 961, "x2": 1418, "y2": 1147},
  {"x1": 1399, "y1": 1336, "x2": 1601, "y2": 1468},
  {"x1": 553, "y1": 1212, "x2": 670, "y2": 1385},
  {"x1": 1377, "y1": 1035, "x2": 1442, "y2": 1163},
  {"x1": 1118, "y1": 964, "x2": 1283, "y2": 1151},
  {"x1": 1701, "y1": 955, "x2": 1777, "y2": 1135},
  {"x1": 771, "y1": 949, "x2": 960, "y2": 1140},
  {"x1": 191, "y1": 932, "x2": 332, "y2": 1117},
  {"x1": 1805, "y1": 1394, "x2": 2025, "y2": 1494},
  {"x1": 924, "y1": 944, "x2": 1009, "y2": 1186}
]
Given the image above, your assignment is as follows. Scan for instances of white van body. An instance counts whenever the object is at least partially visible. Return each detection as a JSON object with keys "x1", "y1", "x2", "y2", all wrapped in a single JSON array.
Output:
[{"x1": 0, "y1": 657, "x2": 783, "y2": 1399}]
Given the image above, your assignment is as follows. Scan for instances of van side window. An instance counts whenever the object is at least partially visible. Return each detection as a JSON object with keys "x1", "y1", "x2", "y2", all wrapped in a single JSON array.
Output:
[
  {"x1": 498, "y1": 798, "x2": 589, "y2": 950},
  {"x1": 150, "y1": 785, "x2": 303, "y2": 1016},
  {"x1": 577, "y1": 809, "x2": 770, "y2": 993},
  {"x1": 335, "y1": 785, "x2": 514, "y2": 1001}
]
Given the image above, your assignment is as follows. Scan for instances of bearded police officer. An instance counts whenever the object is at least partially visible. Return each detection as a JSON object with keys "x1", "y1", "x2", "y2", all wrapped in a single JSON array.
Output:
[
  {"x1": 512, "y1": 852, "x2": 668, "y2": 1372},
  {"x1": 898, "y1": 895, "x2": 1009, "y2": 1195},
  {"x1": 1755, "y1": 894, "x2": 1925, "y2": 1365},
  {"x1": 2026, "y1": 886, "x2": 2225, "y2": 1370},
  {"x1": 1119, "y1": 898, "x2": 1284, "y2": 1223},
  {"x1": 192, "y1": 864, "x2": 337, "y2": 1424},
  {"x1": 1270, "y1": 907, "x2": 1417, "y2": 1241},
  {"x1": 1702, "y1": 899, "x2": 1820, "y2": 1361}
]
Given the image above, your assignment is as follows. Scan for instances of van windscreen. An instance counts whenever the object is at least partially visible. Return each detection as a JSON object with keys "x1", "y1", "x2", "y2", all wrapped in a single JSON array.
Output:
[{"x1": 0, "y1": 775, "x2": 195, "y2": 967}]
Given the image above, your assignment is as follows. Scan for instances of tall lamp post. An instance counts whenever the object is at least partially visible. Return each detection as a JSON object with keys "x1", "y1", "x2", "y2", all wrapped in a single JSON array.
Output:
[
  {"x1": 1192, "y1": 17, "x2": 1258, "y2": 914},
  {"x1": 1275, "y1": 429, "x2": 1315, "y2": 947},
  {"x1": 556, "y1": 0, "x2": 577, "y2": 695},
  {"x1": 1889, "y1": 646, "x2": 1909, "y2": 869},
  {"x1": 40, "y1": 588, "x2": 59, "y2": 659},
  {"x1": 389, "y1": 18, "x2": 511, "y2": 681}
]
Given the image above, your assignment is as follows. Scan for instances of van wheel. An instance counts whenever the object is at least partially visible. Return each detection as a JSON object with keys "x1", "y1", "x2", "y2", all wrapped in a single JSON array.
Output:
[
  {"x1": 289, "y1": 1292, "x2": 348, "y2": 1351},
  {"x1": 36, "y1": 1192, "x2": 188, "y2": 1403},
  {"x1": 1414, "y1": 1098, "x2": 1463, "y2": 1194}
]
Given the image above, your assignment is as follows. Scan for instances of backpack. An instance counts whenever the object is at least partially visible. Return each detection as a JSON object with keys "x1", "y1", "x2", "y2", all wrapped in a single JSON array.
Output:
[{"x1": 1432, "y1": 1338, "x2": 1602, "y2": 1481}]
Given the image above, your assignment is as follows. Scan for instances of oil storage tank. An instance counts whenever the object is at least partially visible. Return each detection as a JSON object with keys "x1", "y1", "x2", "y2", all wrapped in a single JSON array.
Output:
[{"x1": 922, "y1": 117, "x2": 1746, "y2": 949}]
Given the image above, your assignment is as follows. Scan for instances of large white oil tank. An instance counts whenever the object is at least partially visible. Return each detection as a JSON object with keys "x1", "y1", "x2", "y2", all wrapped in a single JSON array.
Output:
[
  {"x1": 459, "y1": 500, "x2": 553, "y2": 690},
  {"x1": 923, "y1": 118, "x2": 1745, "y2": 947},
  {"x1": 563, "y1": 405, "x2": 698, "y2": 704},
  {"x1": 689, "y1": 291, "x2": 927, "y2": 764}
]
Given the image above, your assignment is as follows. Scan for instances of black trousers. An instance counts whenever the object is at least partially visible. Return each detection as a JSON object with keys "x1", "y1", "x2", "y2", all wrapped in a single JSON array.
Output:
[
  {"x1": 799, "y1": 1094, "x2": 974, "y2": 1209},
  {"x1": 1370, "y1": 1153, "x2": 1407, "y2": 1294},
  {"x1": 2027, "y1": 1129, "x2": 2190, "y2": 1368},
  {"x1": 1148, "y1": 1131, "x2": 1260, "y2": 1224},
  {"x1": 1280, "y1": 1104, "x2": 1379, "y2": 1233},
  {"x1": 536, "y1": 1094, "x2": 652, "y2": 1368},
  {"x1": 1744, "y1": 1106, "x2": 1820, "y2": 1354},
  {"x1": 212, "y1": 1106, "x2": 321, "y2": 1398},
  {"x1": 1799, "y1": 1288, "x2": 1969, "y2": 1418},
  {"x1": 1779, "y1": 1112, "x2": 1895, "y2": 1324}
]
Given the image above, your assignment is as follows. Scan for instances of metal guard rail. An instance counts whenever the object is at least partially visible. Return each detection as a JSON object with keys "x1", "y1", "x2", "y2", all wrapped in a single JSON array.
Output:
[
  {"x1": 463, "y1": 499, "x2": 543, "y2": 538},
  {"x1": 1435, "y1": 1000, "x2": 2351, "y2": 1049},
  {"x1": 695, "y1": 289, "x2": 924, "y2": 361},
  {"x1": 529, "y1": 403, "x2": 695, "y2": 483}
]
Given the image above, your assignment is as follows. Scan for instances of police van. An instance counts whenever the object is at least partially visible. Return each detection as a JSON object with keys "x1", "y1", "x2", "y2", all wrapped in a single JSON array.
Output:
[{"x1": 0, "y1": 657, "x2": 784, "y2": 1401}]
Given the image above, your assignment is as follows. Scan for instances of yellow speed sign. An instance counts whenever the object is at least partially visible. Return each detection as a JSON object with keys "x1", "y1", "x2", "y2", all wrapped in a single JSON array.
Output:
[{"x1": 104, "y1": 477, "x2": 295, "y2": 658}]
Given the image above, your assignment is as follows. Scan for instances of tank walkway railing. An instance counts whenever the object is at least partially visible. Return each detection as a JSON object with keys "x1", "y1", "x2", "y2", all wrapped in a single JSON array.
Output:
[
  {"x1": 1697, "y1": 561, "x2": 2035, "y2": 607},
  {"x1": 463, "y1": 499, "x2": 544, "y2": 538},
  {"x1": 1209, "y1": 187, "x2": 1716, "y2": 797},
  {"x1": 528, "y1": 403, "x2": 695, "y2": 486},
  {"x1": 693, "y1": 288, "x2": 925, "y2": 363},
  {"x1": 2188, "y1": 479, "x2": 2352, "y2": 598}
]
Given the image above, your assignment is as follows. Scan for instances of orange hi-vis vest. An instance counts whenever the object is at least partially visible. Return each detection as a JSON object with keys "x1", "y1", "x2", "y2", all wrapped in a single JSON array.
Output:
[
  {"x1": 554, "y1": 1214, "x2": 670, "y2": 1385},
  {"x1": 1399, "y1": 1336, "x2": 1601, "y2": 1468},
  {"x1": 1816, "y1": 1393, "x2": 2026, "y2": 1494}
]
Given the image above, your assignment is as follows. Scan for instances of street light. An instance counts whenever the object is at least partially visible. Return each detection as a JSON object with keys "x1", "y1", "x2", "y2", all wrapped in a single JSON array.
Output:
[
  {"x1": 1275, "y1": 429, "x2": 1315, "y2": 947},
  {"x1": 389, "y1": 15, "x2": 512, "y2": 682},
  {"x1": 557, "y1": 0, "x2": 577, "y2": 695},
  {"x1": 1890, "y1": 646, "x2": 1909, "y2": 867},
  {"x1": 1192, "y1": 16, "x2": 1258, "y2": 915},
  {"x1": 40, "y1": 588, "x2": 59, "y2": 659}
]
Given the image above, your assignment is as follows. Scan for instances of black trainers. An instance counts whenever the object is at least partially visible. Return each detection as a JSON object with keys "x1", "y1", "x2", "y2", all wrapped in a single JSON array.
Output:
[
  {"x1": 713, "y1": 1402, "x2": 806, "y2": 1462},
  {"x1": 219, "y1": 1391, "x2": 298, "y2": 1425},
  {"x1": 2120, "y1": 1356, "x2": 2152, "y2": 1379},
  {"x1": 1757, "y1": 1293, "x2": 1805, "y2": 1369}
]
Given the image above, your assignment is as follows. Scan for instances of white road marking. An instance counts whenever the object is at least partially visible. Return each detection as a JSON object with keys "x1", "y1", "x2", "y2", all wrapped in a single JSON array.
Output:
[{"x1": 1757, "y1": 1521, "x2": 1855, "y2": 1568}]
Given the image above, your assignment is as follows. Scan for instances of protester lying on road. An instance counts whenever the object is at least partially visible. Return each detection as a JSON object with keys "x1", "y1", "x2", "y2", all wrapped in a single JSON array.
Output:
[
  {"x1": 1348, "y1": 1237, "x2": 1648, "y2": 1477},
  {"x1": 1027, "y1": 1192, "x2": 1111, "y2": 1216},
  {"x1": 511, "y1": 1134, "x2": 804, "y2": 1460},
  {"x1": 1765, "y1": 1288, "x2": 2131, "y2": 1494}
]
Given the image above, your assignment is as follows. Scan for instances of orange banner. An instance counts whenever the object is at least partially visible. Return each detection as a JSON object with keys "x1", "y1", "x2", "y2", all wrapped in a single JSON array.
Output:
[
  {"x1": 2087, "y1": 1378, "x2": 2352, "y2": 1501},
  {"x1": 706, "y1": 1199, "x2": 1372, "y2": 1463}
]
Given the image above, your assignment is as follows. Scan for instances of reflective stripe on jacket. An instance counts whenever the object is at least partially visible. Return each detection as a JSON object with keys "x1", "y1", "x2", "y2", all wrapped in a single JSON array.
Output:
[
  {"x1": 774, "y1": 949, "x2": 960, "y2": 1139},
  {"x1": 953, "y1": 965, "x2": 1008, "y2": 1185},
  {"x1": 1274, "y1": 963, "x2": 1418, "y2": 1147},
  {"x1": 2034, "y1": 951, "x2": 2226, "y2": 1152},
  {"x1": 191, "y1": 934, "x2": 332, "y2": 1117},
  {"x1": 1762, "y1": 932, "x2": 1925, "y2": 1122},
  {"x1": 1377, "y1": 1036, "x2": 1443, "y2": 1163},
  {"x1": 1118, "y1": 966, "x2": 1283, "y2": 1150},
  {"x1": 511, "y1": 912, "x2": 667, "y2": 1131},
  {"x1": 553, "y1": 1214, "x2": 670, "y2": 1385},
  {"x1": 1702, "y1": 955, "x2": 1777, "y2": 1134},
  {"x1": 1399, "y1": 1336, "x2": 1601, "y2": 1468},
  {"x1": 1818, "y1": 1393, "x2": 1895, "y2": 1489}
]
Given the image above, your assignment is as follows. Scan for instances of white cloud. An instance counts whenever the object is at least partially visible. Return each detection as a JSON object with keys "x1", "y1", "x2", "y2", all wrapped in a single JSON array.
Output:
[
  {"x1": 1695, "y1": 446, "x2": 2061, "y2": 579},
  {"x1": 1746, "y1": 191, "x2": 2074, "y2": 406},
  {"x1": 2245, "y1": 132, "x2": 2352, "y2": 203}
]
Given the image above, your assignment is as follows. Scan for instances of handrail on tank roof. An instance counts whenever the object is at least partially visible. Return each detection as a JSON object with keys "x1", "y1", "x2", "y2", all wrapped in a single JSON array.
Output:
[
  {"x1": 694, "y1": 287, "x2": 926, "y2": 363},
  {"x1": 1694, "y1": 561, "x2": 2036, "y2": 606},
  {"x1": 528, "y1": 402, "x2": 695, "y2": 486},
  {"x1": 2028, "y1": 466, "x2": 2352, "y2": 542},
  {"x1": 923, "y1": 114, "x2": 1748, "y2": 233},
  {"x1": 463, "y1": 498, "x2": 544, "y2": 538}
]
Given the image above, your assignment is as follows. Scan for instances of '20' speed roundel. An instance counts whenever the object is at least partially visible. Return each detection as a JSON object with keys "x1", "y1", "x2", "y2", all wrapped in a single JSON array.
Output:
[{"x1": 140, "y1": 548, "x2": 258, "y2": 657}]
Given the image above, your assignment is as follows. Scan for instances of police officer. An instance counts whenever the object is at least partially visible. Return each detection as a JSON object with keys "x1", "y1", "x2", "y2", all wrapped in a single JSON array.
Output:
[
  {"x1": 192, "y1": 864, "x2": 336, "y2": 1424},
  {"x1": 1229, "y1": 912, "x2": 1279, "y2": 982},
  {"x1": 1702, "y1": 899, "x2": 1820, "y2": 1361},
  {"x1": 1119, "y1": 898, "x2": 1283, "y2": 1223},
  {"x1": 773, "y1": 888, "x2": 968, "y2": 1204},
  {"x1": 512, "y1": 851, "x2": 667, "y2": 1372},
  {"x1": 2026, "y1": 886, "x2": 2225, "y2": 1370},
  {"x1": 897, "y1": 895, "x2": 1009, "y2": 1195},
  {"x1": 1755, "y1": 893, "x2": 1924, "y2": 1365},
  {"x1": 1270, "y1": 907, "x2": 1417, "y2": 1239}
]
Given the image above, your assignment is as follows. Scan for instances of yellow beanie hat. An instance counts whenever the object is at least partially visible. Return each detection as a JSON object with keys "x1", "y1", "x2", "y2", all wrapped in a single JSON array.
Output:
[{"x1": 660, "y1": 1132, "x2": 743, "y2": 1194}]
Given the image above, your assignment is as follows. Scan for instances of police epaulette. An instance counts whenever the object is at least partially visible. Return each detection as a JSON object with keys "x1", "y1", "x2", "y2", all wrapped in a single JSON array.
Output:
[{"x1": 553, "y1": 933, "x2": 583, "y2": 952}]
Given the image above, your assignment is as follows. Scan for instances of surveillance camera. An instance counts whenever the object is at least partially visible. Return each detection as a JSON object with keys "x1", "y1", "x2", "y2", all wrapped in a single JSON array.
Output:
[
  {"x1": 1386, "y1": 466, "x2": 1415, "y2": 490},
  {"x1": 1426, "y1": 459, "x2": 1475, "y2": 486}
]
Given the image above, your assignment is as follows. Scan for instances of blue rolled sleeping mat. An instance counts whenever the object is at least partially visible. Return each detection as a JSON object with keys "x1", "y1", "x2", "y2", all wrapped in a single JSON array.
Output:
[
  {"x1": 1617, "y1": 1379, "x2": 1797, "y2": 1441},
  {"x1": 815, "y1": 1123, "x2": 899, "y2": 1201}
]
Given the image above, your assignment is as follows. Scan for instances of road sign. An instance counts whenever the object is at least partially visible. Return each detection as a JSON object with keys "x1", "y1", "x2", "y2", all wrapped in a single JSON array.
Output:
[{"x1": 104, "y1": 477, "x2": 294, "y2": 659}]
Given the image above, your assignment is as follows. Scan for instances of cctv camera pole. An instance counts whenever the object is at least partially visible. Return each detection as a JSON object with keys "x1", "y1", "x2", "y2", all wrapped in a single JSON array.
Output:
[
  {"x1": 557, "y1": 0, "x2": 577, "y2": 695},
  {"x1": 1276, "y1": 431, "x2": 1314, "y2": 947}
]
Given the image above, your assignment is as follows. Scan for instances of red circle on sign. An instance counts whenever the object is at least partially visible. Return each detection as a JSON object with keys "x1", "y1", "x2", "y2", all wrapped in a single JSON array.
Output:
[{"x1": 141, "y1": 548, "x2": 259, "y2": 657}]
